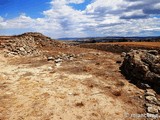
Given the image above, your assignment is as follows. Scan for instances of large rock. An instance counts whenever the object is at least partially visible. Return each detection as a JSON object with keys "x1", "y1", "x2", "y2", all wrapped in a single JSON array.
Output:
[{"x1": 120, "y1": 49, "x2": 160, "y2": 89}]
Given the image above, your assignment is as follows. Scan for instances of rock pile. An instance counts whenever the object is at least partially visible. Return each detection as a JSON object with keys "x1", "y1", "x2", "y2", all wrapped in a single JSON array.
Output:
[
  {"x1": 47, "y1": 53, "x2": 77, "y2": 61},
  {"x1": 120, "y1": 49, "x2": 160, "y2": 92},
  {"x1": 47, "y1": 53, "x2": 77, "y2": 67},
  {"x1": 0, "y1": 32, "x2": 68, "y2": 56},
  {"x1": 144, "y1": 89, "x2": 160, "y2": 117}
]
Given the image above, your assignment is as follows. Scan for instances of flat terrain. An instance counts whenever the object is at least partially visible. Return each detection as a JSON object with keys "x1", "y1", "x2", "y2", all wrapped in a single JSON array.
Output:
[
  {"x1": 0, "y1": 47, "x2": 146, "y2": 120},
  {"x1": 97, "y1": 42, "x2": 160, "y2": 48},
  {"x1": 79, "y1": 42, "x2": 160, "y2": 54}
]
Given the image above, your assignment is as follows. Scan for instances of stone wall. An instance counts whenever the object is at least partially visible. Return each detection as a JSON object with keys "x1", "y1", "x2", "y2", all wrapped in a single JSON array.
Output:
[{"x1": 120, "y1": 49, "x2": 160, "y2": 93}]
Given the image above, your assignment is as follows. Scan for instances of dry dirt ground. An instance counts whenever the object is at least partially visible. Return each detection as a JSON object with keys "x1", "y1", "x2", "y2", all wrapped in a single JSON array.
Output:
[
  {"x1": 97, "y1": 42, "x2": 160, "y2": 48},
  {"x1": 0, "y1": 47, "x2": 146, "y2": 120}
]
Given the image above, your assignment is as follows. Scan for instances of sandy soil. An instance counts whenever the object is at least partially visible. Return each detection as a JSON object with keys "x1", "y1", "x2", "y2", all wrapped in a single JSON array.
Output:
[{"x1": 0, "y1": 48, "x2": 146, "y2": 120}]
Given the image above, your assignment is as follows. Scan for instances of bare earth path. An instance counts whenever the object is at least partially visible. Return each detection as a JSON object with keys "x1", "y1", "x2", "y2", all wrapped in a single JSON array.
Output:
[{"x1": 0, "y1": 49, "x2": 145, "y2": 120}]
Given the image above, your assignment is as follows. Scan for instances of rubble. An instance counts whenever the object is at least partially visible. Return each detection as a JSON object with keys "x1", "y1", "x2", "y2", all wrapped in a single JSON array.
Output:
[
  {"x1": 144, "y1": 89, "x2": 160, "y2": 115},
  {"x1": 47, "y1": 53, "x2": 77, "y2": 62},
  {"x1": 120, "y1": 49, "x2": 160, "y2": 92},
  {"x1": 46, "y1": 53, "x2": 78, "y2": 67},
  {"x1": 120, "y1": 49, "x2": 160, "y2": 115},
  {"x1": 0, "y1": 32, "x2": 68, "y2": 56},
  {"x1": 147, "y1": 106, "x2": 159, "y2": 114}
]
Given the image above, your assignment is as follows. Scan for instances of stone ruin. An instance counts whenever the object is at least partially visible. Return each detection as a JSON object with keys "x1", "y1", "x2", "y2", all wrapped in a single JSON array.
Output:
[
  {"x1": 0, "y1": 32, "x2": 68, "y2": 56},
  {"x1": 120, "y1": 49, "x2": 160, "y2": 92}
]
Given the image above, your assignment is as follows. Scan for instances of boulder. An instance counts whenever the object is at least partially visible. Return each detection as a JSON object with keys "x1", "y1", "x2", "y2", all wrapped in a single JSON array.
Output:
[{"x1": 120, "y1": 49, "x2": 160, "y2": 90}]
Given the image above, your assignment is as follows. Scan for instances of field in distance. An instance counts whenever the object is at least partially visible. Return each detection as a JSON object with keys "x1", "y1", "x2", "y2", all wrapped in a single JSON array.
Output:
[{"x1": 97, "y1": 42, "x2": 160, "y2": 48}]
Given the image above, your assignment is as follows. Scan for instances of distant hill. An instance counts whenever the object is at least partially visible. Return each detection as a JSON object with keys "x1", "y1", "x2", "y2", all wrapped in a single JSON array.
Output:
[
  {"x1": 58, "y1": 38, "x2": 81, "y2": 41},
  {"x1": 59, "y1": 36, "x2": 160, "y2": 43}
]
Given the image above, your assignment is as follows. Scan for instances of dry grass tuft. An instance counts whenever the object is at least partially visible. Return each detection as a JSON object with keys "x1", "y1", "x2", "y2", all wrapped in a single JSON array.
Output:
[
  {"x1": 112, "y1": 89, "x2": 122, "y2": 96},
  {"x1": 22, "y1": 72, "x2": 34, "y2": 77},
  {"x1": 75, "y1": 102, "x2": 84, "y2": 107},
  {"x1": 83, "y1": 66, "x2": 92, "y2": 72},
  {"x1": 116, "y1": 81, "x2": 125, "y2": 87}
]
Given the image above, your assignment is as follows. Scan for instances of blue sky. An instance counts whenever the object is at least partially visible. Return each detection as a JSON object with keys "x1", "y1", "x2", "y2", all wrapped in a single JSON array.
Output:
[
  {"x1": 69, "y1": 0, "x2": 91, "y2": 10},
  {"x1": 0, "y1": 0, "x2": 160, "y2": 38},
  {"x1": 0, "y1": 0, "x2": 51, "y2": 19}
]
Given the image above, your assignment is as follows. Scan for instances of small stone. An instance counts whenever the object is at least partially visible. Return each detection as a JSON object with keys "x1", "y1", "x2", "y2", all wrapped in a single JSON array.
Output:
[
  {"x1": 145, "y1": 103, "x2": 153, "y2": 107},
  {"x1": 11, "y1": 52, "x2": 18, "y2": 55},
  {"x1": 68, "y1": 93, "x2": 73, "y2": 95},
  {"x1": 69, "y1": 57, "x2": 74, "y2": 60},
  {"x1": 47, "y1": 56, "x2": 54, "y2": 61},
  {"x1": 48, "y1": 67, "x2": 53, "y2": 71},
  {"x1": 56, "y1": 55, "x2": 61, "y2": 58},
  {"x1": 69, "y1": 54, "x2": 74, "y2": 57},
  {"x1": 121, "y1": 52, "x2": 126, "y2": 57},
  {"x1": 55, "y1": 62, "x2": 62, "y2": 67},
  {"x1": 148, "y1": 50, "x2": 158, "y2": 55},
  {"x1": 138, "y1": 83, "x2": 151, "y2": 89},
  {"x1": 146, "y1": 89, "x2": 156, "y2": 94},
  {"x1": 145, "y1": 91, "x2": 156, "y2": 97},
  {"x1": 54, "y1": 58, "x2": 62, "y2": 63},
  {"x1": 143, "y1": 84, "x2": 151, "y2": 89},
  {"x1": 145, "y1": 96, "x2": 157, "y2": 103},
  {"x1": 19, "y1": 47, "x2": 25, "y2": 51},
  {"x1": 62, "y1": 53, "x2": 66, "y2": 57},
  {"x1": 146, "y1": 113, "x2": 159, "y2": 119},
  {"x1": 155, "y1": 100, "x2": 160, "y2": 106},
  {"x1": 147, "y1": 106, "x2": 159, "y2": 114}
]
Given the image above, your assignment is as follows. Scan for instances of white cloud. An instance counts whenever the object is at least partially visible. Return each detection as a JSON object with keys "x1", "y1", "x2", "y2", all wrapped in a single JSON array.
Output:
[
  {"x1": 154, "y1": 3, "x2": 160, "y2": 9},
  {"x1": 86, "y1": 0, "x2": 126, "y2": 12},
  {"x1": 0, "y1": 16, "x2": 4, "y2": 21},
  {"x1": 0, "y1": 0, "x2": 160, "y2": 38},
  {"x1": 0, "y1": 16, "x2": 6, "y2": 28}
]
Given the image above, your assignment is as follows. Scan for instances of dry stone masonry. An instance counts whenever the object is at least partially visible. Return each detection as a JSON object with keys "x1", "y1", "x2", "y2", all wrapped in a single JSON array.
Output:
[
  {"x1": 120, "y1": 49, "x2": 160, "y2": 117},
  {"x1": 120, "y1": 49, "x2": 160, "y2": 93},
  {"x1": 144, "y1": 89, "x2": 160, "y2": 117},
  {"x1": 0, "y1": 32, "x2": 68, "y2": 56}
]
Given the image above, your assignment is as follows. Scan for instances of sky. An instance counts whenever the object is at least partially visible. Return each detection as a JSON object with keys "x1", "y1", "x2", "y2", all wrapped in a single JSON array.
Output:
[{"x1": 0, "y1": 0, "x2": 160, "y2": 38}]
